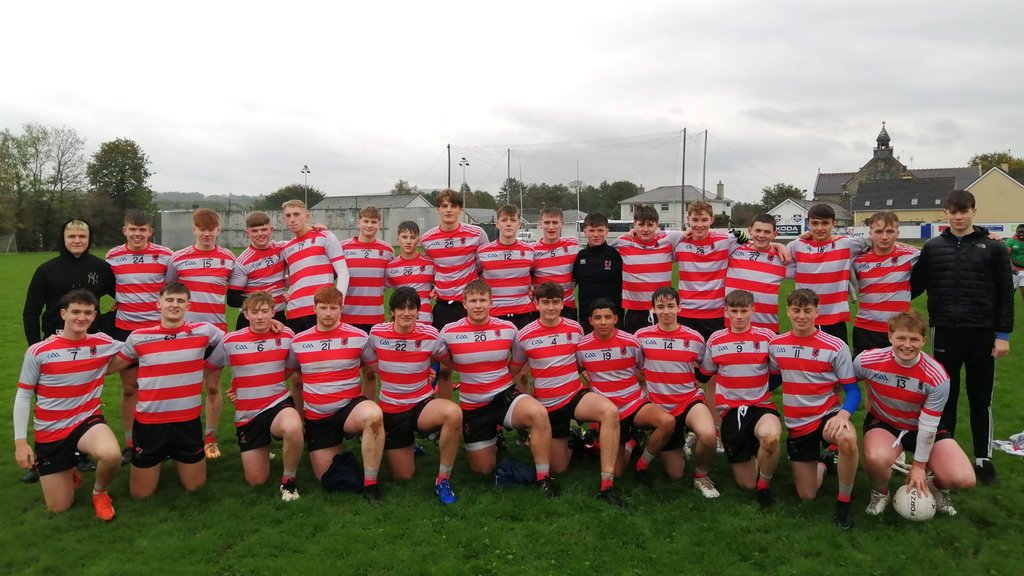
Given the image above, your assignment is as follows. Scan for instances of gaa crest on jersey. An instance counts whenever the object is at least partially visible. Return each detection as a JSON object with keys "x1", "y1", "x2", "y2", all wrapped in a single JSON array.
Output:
[
  {"x1": 90, "y1": 346, "x2": 97, "y2": 356},
  {"x1": 414, "y1": 340, "x2": 422, "y2": 349},
  {"x1": 341, "y1": 338, "x2": 349, "y2": 346},
  {"x1": 767, "y1": 255, "x2": 775, "y2": 263},
  {"x1": 563, "y1": 246, "x2": 569, "y2": 254},
  {"x1": 620, "y1": 347, "x2": 627, "y2": 356},
  {"x1": 892, "y1": 255, "x2": 899, "y2": 264},
  {"x1": 811, "y1": 348, "x2": 819, "y2": 358},
  {"x1": 494, "y1": 330, "x2": 501, "y2": 338},
  {"x1": 604, "y1": 260, "x2": 611, "y2": 270},
  {"x1": 152, "y1": 254, "x2": 159, "y2": 261},
  {"x1": 753, "y1": 341, "x2": 761, "y2": 351}
]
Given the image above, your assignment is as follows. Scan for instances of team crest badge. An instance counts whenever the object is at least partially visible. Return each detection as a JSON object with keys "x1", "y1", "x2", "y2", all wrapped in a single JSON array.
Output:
[
  {"x1": 152, "y1": 254, "x2": 159, "y2": 262},
  {"x1": 415, "y1": 340, "x2": 422, "y2": 349},
  {"x1": 620, "y1": 347, "x2": 627, "y2": 356},
  {"x1": 891, "y1": 255, "x2": 899, "y2": 264},
  {"x1": 604, "y1": 260, "x2": 611, "y2": 270},
  {"x1": 753, "y1": 341, "x2": 761, "y2": 351},
  {"x1": 494, "y1": 330, "x2": 501, "y2": 338},
  {"x1": 684, "y1": 340, "x2": 690, "y2": 349},
  {"x1": 563, "y1": 246, "x2": 568, "y2": 254},
  {"x1": 341, "y1": 338, "x2": 348, "y2": 346},
  {"x1": 460, "y1": 237, "x2": 465, "y2": 245},
  {"x1": 567, "y1": 333, "x2": 574, "y2": 343},
  {"x1": 90, "y1": 346, "x2": 97, "y2": 356},
  {"x1": 811, "y1": 348, "x2": 819, "y2": 358},
  {"x1": 767, "y1": 255, "x2": 775, "y2": 263}
]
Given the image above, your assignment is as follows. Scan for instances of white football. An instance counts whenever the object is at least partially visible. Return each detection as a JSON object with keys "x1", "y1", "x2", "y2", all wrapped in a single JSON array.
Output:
[{"x1": 893, "y1": 485, "x2": 936, "y2": 521}]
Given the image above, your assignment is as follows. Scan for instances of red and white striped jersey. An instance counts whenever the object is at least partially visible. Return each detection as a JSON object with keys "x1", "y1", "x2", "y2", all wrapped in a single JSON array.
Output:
[
  {"x1": 855, "y1": 347, "x2": 948, "y2": 441},
  {"x1": 511, "y1": 319, "x2": 585, "y2": 412},
  {"x1": 477, "y1": 239, "x2": 535, "y2": 316},
  {"x1": 675, "y1": 232, "x2": 738, "y2": 319},
  {"x1": 118, "y1": 322, "x2": 225, "y2": 425},
  {"x1": 576, "y1": 329, "x2": 647, "y2": 419},
  {"x1": 170, "y1": 245, "x2": 235, "y2": 332},
  {"x1": 700, "y1": 327, "x2": 778, "y2": 417},
  {"x1": 281, "y1": 229, "x2": 346, "y2": 320},
  {"x1": 420, "y1": 223, "x2": 488, "y2": 302},
  {"x1": 290, "y1": 323, "x2": 370, "y2": 420},
  {"x1": 217, "y1": 327, "x2": 296, "y2": 426},
  {"x1": 635, "y1": 324, "x2": 706, "y2": 416},
  {"x1": 853, "y1": 246, "x2": 920, "y2": 333},
  {"x1": 384, "y1": 253, "x2": 435, "y2": 325},
  {"x1": 439, "y1": 317, "x2": 517, "y2": 410},
  {"x1": 768, "y1": 330, "x2": 856, "y2": 437},
  {"x1": 792, "y1": 236, "x2": 863, "y2": 325},
  {"x1": 725, "y1": 245, "x2": 793, "y2": 332},
  {"x1": 532, "y1": 237, "x2": 580, "y2": 308},
  {"x1": 613, "y1": 230, "x2": 683, "y2": 311},
  {"x1": 340, "y1": 238, "x2": 394, "y2": 325},
  {"x1": 228, "y1": 242, "x2": 287, "y2": 313},
  {"x1": 106, "y1": 243, "x2": 177, "y2": 331},
  {"x1": 17, "y1": 334, "x2": 123, "y2": 443},
  {"x1": 364, "y1": 322, "x2": 448, "y2": 414}
]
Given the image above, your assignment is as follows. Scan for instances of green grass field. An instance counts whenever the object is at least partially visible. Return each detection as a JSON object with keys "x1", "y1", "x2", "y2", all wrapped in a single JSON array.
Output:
[{"x1": 1, "y1": 250, "x2": 1021, "y2": 576}]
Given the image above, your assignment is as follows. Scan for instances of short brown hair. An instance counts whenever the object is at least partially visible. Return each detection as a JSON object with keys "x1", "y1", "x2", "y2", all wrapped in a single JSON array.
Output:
[
  {"x1": 313, "y1": 286, "x2": 343, "y2": 306},
  {"x1": 160, "y1": 282, "x2": 191, "y2": 299},
  {"x1": 193, "y1": 208, "x2": 220, "y2": 229},
  {"x1": 583, "y1": 212, "x2": 609, "y2": 228},
  {"x1": 124, "y1": 210, "x2": 153, "y2": 227},
  {"x1": 359, "y1": 206, "x2": 381, "y2": 220},
  {"x1": 435, "y1": 189, "x2": 463, "y2": 209},
  {"x1": 725, "y1": 290, "x2": 754, "y2": 308},
  {"x1": 397, "y1": 220, "x2": 420, "y2": 236},
  {"x1": 463, "y1": 278, "x2": 492, "y2": 298},
  {"x1": 888, "y1": 310, "x2": 927, "y2": 337},
  {"x1": 497, "y1": 204, "x2": 520, "y2": 220},
  {"x1": 687, "y1": 200, "x2": 714, "y2": 218},
  {"x1": 786, "y1": 288, "x2": 819, "y2": 308},
  {"x1": 807, "y1": 204, "x2": 835, "y2": 222},
  {"x1": 633, "y1": 205, "x2": 659, "y2": 224},
  {"x1": 534, "y1": 281, "x2": 563, "y2": 301},
  {"x1": 540, "y1": 207, "x2": 563, "y2": 220},
  {"x1": 864, "y1": 211, "x2": 899, "y2": 228},
  {"x1": 245, "y1": 211, "x2": 271, "y2": 228},
  {"x1": 241, "y1": 290, "x2": 276, "y2": 312}
]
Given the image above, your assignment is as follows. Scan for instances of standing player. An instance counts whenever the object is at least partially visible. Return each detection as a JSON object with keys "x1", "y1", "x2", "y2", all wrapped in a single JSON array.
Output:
[
  {"x1": 576, "y1": 299, "x2": 676, "y2": 482},
  {"x1": 613, "y1": 205, "x2": 682, "y2": 334},
  {"x1": 477, "y1": 204, "x2": 536, "y2": 330},
  {"x1": 364, "y1": 287, "x2": 462, "y2": 505},
  {"x1": 1005, "y1": 224, "x2": 1024, "y2": 302},
  {"x1": 851, "y1": 212, "x2": 920, "y2": 356},
  {"x1": 790, "y1": 204, "x2": 865, "y2": 342},
  {"x1": 725, "y1": 214, "x2": 793, "y2": 333},
  {"x1": 857, "y1": 310, "x2": 976, "y2": 517},
  {"x1": 170, "y1": 208, "x2": 236, "y2": 459},
  {"x1": 439, "y1": 279, "x2": 557, "y2": 496},
  {"x1": 340, "y1": 206, "x2": 394, "y2": 333},
  {"x1": 105, "y1": 210, "x2": 177, "y2": 465},
  {"x1": 14, "y1": 290, "x2": 123, "y2": 520},
  {"x1": 106, "y1": 283, "x2": 225, "y2": 499},
  {"x1": 701, "y1": 290, "x2": 783, "y2": 508},
  {"x1": 290, "y1": 286, "x2": 385, "y2": 503},
  {"x1": 227, "y1": 211, "x2": 288, "y2": 330},
  {"x1": 635, "y1": 287, "x2": 719, "y2": 497},
  {"x1": 384, "y1": 221, "x2": 435, "y2": 326},
  {"x1": 572, "y1": 212, "x2": 623, "y2": 334},
  {"x1": 510, "y1": 282, "x2": 624, "y2": 506},
  {"x1": 532, "y1": 208, "x2": 580, "y2": 321},
  {"x1": 769, "y1": 289, "x2": 860, "y2": 528},
  {"x1": 910, "y1": 189, "x2": 1013, "y2": 485},
  {"x1": 214, "y1": 291, "x2": 304, "y2": 501}
]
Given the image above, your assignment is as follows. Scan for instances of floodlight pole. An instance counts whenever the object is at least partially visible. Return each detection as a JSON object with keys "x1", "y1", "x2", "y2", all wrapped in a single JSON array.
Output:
[{"x1": 301, "y1": 164, "x2": 311, "y2": 206}]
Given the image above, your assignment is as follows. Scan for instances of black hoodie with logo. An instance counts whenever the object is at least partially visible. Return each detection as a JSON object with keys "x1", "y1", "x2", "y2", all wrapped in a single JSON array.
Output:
[{"x1": 22, "y1": 218, "x2": 116, "y2": 345}]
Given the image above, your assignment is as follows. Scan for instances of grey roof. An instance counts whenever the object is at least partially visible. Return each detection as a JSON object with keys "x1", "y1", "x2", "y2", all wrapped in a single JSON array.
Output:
[
  {"x1": 313, "y1": 194, "x2": 425, "y2": 210},
  {"x1": 619, "y1": 185, "x2": 729, "y2": 204},
  {"x1": 463, "y1": 208, "x2": 496, "y2": 224},
  {"x1": 791, "y1": 199, "x2": 853, "y2": 222},
  {"x1": 812, "y1": 172, "x2": 856, "y2": 197},
  {"x1": 812, "y1": 167, "x2": 980, "y2": 198},
  {"x1": 853, "y1": 177, "x2": 956, "y2": 211}
]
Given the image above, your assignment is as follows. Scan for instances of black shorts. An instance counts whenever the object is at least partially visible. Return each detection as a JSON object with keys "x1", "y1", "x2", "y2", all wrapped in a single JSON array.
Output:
[
  {"x1": 383, "y1": 398, "x2": 432, "y2": 450},
  {"x1": 663, "y1": 399, "x2": 706, "y2": 451},
  {"x1": 618, "y1": 401, "x2": 652, "y2": 444},
  {"x1": 432, "y1": 299, "x2": 467, "y2": 332},
  {"x1": 816, "y1": 322, "x2": 848, "y2": 344},
  {"x1": 463, "y1": 387, "x2": 523, "y2": 450},
  {"x1": 236, "y1": 310, "x2": 287, "y2": 331},
  {"x1": 721, "y1": 406, "x2": 780, "y2": 464},
  {"x1": 786, "y1": 412, "x2": 841, "y2": 462},
  {"x1": 679, "y1": 317, "x2": 725, "y2": 341},
  {"x1": 623, "y1": 309, "x2": 653, "y2": 334},
  {"x1": 852, "y1": 326, "x2": 890, "y2": 358},
  {"x1": 548, "y1": 389, "x2": 590, "y2": 439},
  {"x1": 863, "y1": 412, "x2": 953, "y2": 452},
  {"x1": 304, "y1": 397, "x2": 370, "y2": 452},
  {"x1": 34, "y1": 415, "x2": 108, "y2": 476},
  {"x1": 132, "y1": 418, "x2": 205, "y2": 468},
  {"x1": 495, "y1": 312, "x2": 539, "y2": 331},
  {"x1": 236, "y1": 397, "x2": 296, "y2": 452},
  {"x1": 286, "y1": 314, "x2": 318, "y2": 334}
]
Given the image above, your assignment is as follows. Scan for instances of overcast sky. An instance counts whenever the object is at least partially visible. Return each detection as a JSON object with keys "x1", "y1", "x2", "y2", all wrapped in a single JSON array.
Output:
[{"x1": 4, "y1": 1, "x2": 1021, "y2": 204}]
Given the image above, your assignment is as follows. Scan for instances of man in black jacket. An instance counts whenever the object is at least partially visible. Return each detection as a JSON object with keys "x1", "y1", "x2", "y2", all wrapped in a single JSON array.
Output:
[
  {"x1": 911, "y1": 190, "x2": 1013, "y2": 485},
  {"x1": 572, "y1": 212, "x2": 623, "y2": 333}
]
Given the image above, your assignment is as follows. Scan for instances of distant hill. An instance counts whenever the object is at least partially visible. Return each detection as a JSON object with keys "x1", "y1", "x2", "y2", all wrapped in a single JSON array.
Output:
[{"x1": 155, "y1": 191, "x2": 258, "y2": 211}]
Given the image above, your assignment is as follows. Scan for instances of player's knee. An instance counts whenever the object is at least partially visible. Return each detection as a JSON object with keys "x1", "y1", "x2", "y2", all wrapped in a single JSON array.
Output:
[
  {"x1": 391, "y1": 467, "x2": 415, "y2": 481},
  {"x1": 469, "y1": 460, "x2": 495, "y2": 476},
  {"x1": 444, "y1": 405, "x2": 463, "y2": 427},
  {"x1": 838, "y1": 434, "x2": 858, "y2": 456},
  {"x1": 244, "y1": 470, "x2": 269, "y2": 486},
  {"x1": 183, "y1": 477, "x2": 206, "y2": 492},
  {"x1": 735, "y1": 474, "x2": 756, "y2": 491},
  {"x1": 796, "y1": 486, "x2": 817, "y2": 501},
  {"x1": 758, "y1": 433, "x2": 779, "y2": 453},
  {"x1": 95, "y1": 445, "x2": 122, "y2": 467},
  {"x1": 942, "y1": 468, "x2": 976, "y2": 491}
]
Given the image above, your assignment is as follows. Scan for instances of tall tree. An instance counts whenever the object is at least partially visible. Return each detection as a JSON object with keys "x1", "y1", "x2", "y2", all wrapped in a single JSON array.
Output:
[
  {"x1": 498, "y1": 177, "x2": 528, "y2": 206},
  {"x1": 969, "y1": 151, "x2": 1024, "y2": 183},
  {"x1": 86, "y1": 138, "x2": 156, "y2": 245},
  {"x1": 760, "y1": 182, "x2": 805, "y2": 210},
  {"x1": 253, "y1": 184, "x2": 325, "y2": 211},
  {"x1": 730, "y1": 202, "x2": 765, "y2": 227},
  {"x1": 389, "y1": 179, "x2": 420, "y2": 195}
]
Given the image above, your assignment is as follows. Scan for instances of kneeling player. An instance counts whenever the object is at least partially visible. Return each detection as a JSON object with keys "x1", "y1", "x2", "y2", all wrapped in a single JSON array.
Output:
[
  {"x1": 291, "y1": 286, "x2": 385, "y2": 504},
  {"x1": 364, "y1": 287, "x2": 463, "y2": 505},
  {"x1": 14, "y1": 290, "x2": 123, "y2": 520},
  {"x1": 636, "y1": 288, "x2": 719, "y2": 498},
  {"x1": 106, "y1": 283, "x2": 225, "y2": 500},
  {"x1": 510, "y1": 282, "x2": 623, "y2": 506},
  {"x1": 216, "y1": 291, "x2": 304, "y2": 501},
  {"x1": 439, "y1": 280, "x2": 557, "y2": 497},
  {"x1": 701, "y1": 290, "x2": 782, "y2": 507},
  {"x1": 769, "y1": 289, "x2": 860, "y2": 529},
  {"x1": 856, "y1": 310, "x2": 975, "y2": 517},
  {"x1": 576, "y1": 299, "x2": 676, "y2": 484}
]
